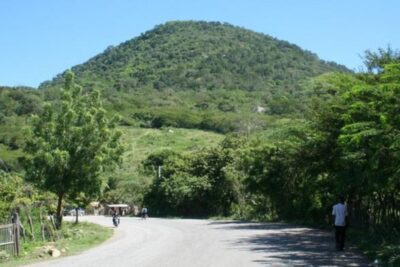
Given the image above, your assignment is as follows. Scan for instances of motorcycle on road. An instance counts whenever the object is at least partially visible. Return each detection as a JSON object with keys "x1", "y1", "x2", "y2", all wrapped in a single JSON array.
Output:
[{"x1": 112, "y1": 214, "x2": 120, "y2": 227}]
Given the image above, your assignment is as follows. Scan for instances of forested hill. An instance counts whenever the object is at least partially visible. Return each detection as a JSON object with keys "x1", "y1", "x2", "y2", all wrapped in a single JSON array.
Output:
[
  {"x1": 40, "y1": 21, "x2": 348, "y2": 94},
  {"x1": 37, "y1": 21, "x2": 350, "y2": 132}
]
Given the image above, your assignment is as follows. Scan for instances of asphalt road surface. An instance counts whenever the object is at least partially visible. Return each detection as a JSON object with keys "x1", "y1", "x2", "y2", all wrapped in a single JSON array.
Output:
[{"x1": 25, "y1": 216, "x2": 370, "y2": 267}]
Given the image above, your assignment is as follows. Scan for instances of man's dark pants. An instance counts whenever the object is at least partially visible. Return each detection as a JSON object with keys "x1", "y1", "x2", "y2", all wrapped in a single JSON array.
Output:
[{"x1": 335, "y1": 226, "x2": 346, "y2": 250}]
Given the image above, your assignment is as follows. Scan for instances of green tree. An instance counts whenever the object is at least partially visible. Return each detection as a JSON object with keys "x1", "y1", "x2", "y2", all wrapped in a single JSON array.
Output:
[
  {"x1": 144, "y1": 136, "x2": 243, "y2": 217},
  {"x1": 338, "y1": 63, "x2": 400, "y2": 227},
  {"x1": 24, "y1": 71, "x2": 123, "y2": 228},
  {"x1": 363, "y1": 46, "x2": 400, "y2": 73}
]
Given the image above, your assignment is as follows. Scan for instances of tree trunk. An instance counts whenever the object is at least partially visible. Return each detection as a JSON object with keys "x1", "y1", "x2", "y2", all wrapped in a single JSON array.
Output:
[{"x1": 55, "y1": 193, "x2": 64, "y2": 229}]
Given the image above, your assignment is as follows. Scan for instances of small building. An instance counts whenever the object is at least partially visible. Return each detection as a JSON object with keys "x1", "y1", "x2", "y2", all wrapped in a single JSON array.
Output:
[
  {"x1": 254, "y1": 106, "x2": 266, "y2": 113},
  {"x1": 106, "y1": 204, "x2": 130, "y2": 216}
]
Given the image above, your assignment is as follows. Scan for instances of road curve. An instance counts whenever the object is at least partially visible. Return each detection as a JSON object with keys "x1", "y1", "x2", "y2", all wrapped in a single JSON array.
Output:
[{"x1": 25, "y1": 216, "x2": 370, "y2": 267}]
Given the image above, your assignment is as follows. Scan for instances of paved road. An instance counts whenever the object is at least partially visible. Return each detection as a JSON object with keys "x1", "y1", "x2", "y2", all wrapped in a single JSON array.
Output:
[{"x1": 25, "y1": 216, "x2": 370, "y2": 267}]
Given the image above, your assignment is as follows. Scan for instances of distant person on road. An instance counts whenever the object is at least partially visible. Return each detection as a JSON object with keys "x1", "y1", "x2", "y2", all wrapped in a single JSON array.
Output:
[
  {"x1": 332, "y1": 195, "x2": 348, "y2": 251},
  {"x1": 112, "y1": 209, "x2": 120, "y2": 226},
  {"x1": 141, "y1": 207, "x2": 148, "y2": 219}
]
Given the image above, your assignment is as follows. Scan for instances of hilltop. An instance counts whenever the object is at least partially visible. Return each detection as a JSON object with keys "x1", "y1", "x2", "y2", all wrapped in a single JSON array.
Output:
[
  {"x1": 38, "y1": 21, "x2": 349, "y2": 131},
  {"x1": 40, "y1": 21, "x2": 348, "y2": 93}
]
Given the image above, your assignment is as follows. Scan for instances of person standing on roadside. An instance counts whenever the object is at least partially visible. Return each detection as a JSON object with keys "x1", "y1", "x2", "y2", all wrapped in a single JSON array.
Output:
[{"x1": 332, "y1": 195, "x2": 348, "y2": 251}]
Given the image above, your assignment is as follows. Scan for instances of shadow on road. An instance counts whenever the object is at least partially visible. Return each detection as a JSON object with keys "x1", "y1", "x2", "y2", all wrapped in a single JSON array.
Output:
[
  {"x1": 208, "y1": 221, "x2": 370, "y2": 267},
  {"x1": 209, "y1": 221, "x2": 298, "y2": 230}
]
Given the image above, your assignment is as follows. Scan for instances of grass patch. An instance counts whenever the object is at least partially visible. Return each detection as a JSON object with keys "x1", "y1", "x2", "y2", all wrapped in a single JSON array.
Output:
[
  {"x1": 121, "y1": 126, "x2": 223, "y2": 166},
  {"x1": 348, "y1": 228, "x2": 400, "y2": 266},
  {"x1": 0, "y1": 144, "x2": 24, "y2": 170},
  {"x1": 57, "y1": 221, "x2": 113, "y2": 255},
  {"x1": 115, "y1": 126, "x2": 223, "y2": 181},
  {"x1": 1, "y1": 221, "x2": 113, "y2": 267}
]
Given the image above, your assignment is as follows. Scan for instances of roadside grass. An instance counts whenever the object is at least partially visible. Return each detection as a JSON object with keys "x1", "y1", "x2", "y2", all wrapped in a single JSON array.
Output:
[
  {"x1": 348, "y1": 228, "x2": 400, "y2": 266},
  {"x1": 57, "y1": 221, "x2": 113, "y2": 255},
  {"x1": 1, "y1": 221, "x2": 113, "y2": 267}
]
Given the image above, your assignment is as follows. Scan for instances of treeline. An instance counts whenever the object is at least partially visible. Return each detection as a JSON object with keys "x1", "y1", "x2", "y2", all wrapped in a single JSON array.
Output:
[
  {"x1": 142, "y1": 57, "x2": 400, "y2": 264},
  {"x1": 131, "y1": 108, "x2": 272, "y2": 134},
  {"x1": 0, "y1": 86, "x2": 41, "y2": 117}
]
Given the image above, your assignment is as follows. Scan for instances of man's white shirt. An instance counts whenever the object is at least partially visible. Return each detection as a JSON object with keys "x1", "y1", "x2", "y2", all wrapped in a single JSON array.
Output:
[{"x1": 332, "y1": 203, "x2": 348, "y2": 226}]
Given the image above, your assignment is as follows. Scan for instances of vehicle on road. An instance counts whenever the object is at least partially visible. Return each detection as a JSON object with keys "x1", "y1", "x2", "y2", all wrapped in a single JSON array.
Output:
[
  {"x1": 63, "y1": 208, "x2": 85, "y2": 216},
  {"x1": 112, "y1": 214, "x2": 120, "y2": 227}
]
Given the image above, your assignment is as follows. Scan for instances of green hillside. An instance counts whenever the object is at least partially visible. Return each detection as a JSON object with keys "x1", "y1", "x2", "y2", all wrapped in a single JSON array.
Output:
[
  {"x1": 95, "y1": 127, "x2": 223, "y2": 205},
  {"x1": 0, "y1": 20, "x2": 351, "y2": 170},
  {"x1": 0, "y1": 124, "x2": 223, "y2": 169},
  {"x1": 41, "y1": 21, "x2": 347, "y2": 93},
  {"x1": 38, "y1": 21, "x2": 349, "y2": 132},
  {"x1": 0, "y1": 21, "x2": 351, "y2": 169},
  {"x1": 119, "y1": 127, "x2": 223, "y2": 170}
]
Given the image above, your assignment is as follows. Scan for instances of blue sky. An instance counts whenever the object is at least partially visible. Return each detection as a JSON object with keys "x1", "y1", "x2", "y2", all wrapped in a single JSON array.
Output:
[{"x1": 0, "y1": 0, "x2": 398, "y2": 87}]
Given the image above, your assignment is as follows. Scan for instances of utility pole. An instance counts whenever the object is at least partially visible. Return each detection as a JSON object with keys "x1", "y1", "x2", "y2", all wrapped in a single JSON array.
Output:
[{"x1": 158, "y1": 166, "x2": 162, "y2": 178}]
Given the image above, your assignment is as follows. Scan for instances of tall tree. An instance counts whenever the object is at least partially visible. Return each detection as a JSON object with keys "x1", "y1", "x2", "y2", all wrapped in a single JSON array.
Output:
[
  {"x1": 24, "y1": 71, "x2": 123, "y2": 228},
  {"x1": 363, "y1": 46, "x2": 400, "y2": 73},
  {"x1": 338, "y1": 63, "x2": 400, "y2": 227}
]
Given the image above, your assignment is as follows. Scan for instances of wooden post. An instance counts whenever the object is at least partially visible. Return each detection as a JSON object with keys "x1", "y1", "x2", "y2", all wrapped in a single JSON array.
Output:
[
  {"x1": 39, "y1": 210, "x2": 45, "y2": 241},
  {"x1": 50, "y1": 216, "x2": 60, "y2": 240},
  {"x1": 28, "y1": 215, "x2": 35, "y2": 241},
  {"x1": 19, "y1": 223, "x2": 26, "y2": 242},
  {"x1": 12, "y1": 212, "x2": 20, "y2": 256}
]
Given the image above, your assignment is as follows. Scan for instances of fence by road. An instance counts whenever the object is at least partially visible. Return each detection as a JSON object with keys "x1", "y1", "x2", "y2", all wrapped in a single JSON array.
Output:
[{"x1": 0, "y1": 213, "x2": 20, "y2": 258}]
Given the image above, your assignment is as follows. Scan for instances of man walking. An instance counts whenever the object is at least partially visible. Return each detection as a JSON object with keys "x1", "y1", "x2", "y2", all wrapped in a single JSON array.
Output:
[{"x1": 332, "y1": 195, "x2": 348, "y2": 251}]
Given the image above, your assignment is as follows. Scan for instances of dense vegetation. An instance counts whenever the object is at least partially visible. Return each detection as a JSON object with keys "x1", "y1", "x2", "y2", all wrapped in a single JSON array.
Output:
[
  {"x1": 39, "y1": 21, "x2": 348, "y2": 132},
  {"x1": 0, "y1": 21, "x2": 348, "y2": 173},
  {"x1": 0, "y1": 21, "x2": 399, "y2": 265},
  {"x1": 0, "y1": 86, "x2": 42, "y2": 171},
  {"x1": 101, "y1": 127, "x2": 223, "y2": 207}
]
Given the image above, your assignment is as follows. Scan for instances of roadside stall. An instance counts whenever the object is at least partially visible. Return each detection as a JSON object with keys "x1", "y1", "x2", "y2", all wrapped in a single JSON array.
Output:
[{"x1": 106, "y1": 204, "x2": 130, "y2": 216}]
